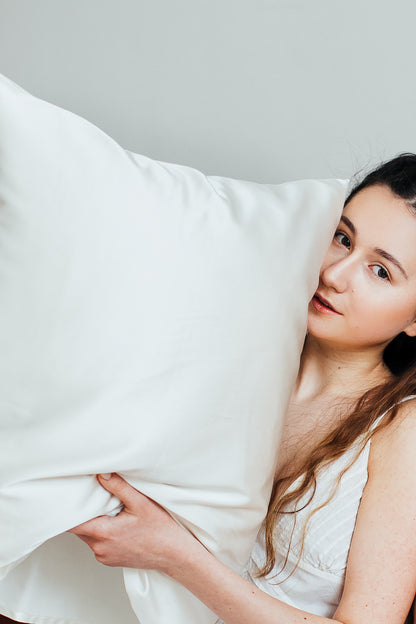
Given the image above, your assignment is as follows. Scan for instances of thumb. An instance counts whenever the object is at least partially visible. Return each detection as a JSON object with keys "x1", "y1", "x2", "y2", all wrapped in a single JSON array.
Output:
[{"x1": 97, "y1": 473, "x2": 140, "y2": 509}]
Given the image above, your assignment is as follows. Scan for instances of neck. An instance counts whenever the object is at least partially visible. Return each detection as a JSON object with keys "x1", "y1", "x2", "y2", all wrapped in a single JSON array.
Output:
[{"x1": 293, "y1": 335, "x2": 392, "y2": 404}]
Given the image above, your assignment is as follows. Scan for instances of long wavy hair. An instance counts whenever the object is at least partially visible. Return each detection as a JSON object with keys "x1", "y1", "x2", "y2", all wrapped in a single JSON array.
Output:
[{"x1": 257, "y1": 153, "x2": 416, "y2": 579}]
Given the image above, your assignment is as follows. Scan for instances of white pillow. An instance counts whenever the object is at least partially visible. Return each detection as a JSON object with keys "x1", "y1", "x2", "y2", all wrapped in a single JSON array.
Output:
[{"x1": 0, "y1": 73, "x2": 348, "y2": 624}]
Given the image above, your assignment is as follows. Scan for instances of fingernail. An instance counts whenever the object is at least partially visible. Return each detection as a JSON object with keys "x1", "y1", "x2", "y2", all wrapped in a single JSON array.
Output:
[{"x1": 99, "y1": 473, "x2": 112, "y2": 480}]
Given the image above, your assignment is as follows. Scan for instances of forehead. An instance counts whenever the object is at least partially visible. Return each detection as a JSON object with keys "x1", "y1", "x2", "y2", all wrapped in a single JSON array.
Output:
[
  {"x1": 343, "y1": 184, "x2": 416, "y2": 238},
  {"x1": 342, "y1": 184, "x2": 416, "y2": 275}
]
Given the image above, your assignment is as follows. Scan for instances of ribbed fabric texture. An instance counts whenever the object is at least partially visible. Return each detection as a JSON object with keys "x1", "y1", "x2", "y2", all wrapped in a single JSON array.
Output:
[
  {"x1": 248, "y1": 438, "x2": 370, "y2": 617},
  {"x1": 223, "y1": 395, "x2": 416, "y2": 619}
]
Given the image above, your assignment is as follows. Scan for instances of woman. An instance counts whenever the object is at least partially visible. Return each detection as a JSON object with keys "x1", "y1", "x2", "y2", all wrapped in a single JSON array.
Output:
[{"x1": 72, "y1": 154, "x2": 416, "y2": 624}]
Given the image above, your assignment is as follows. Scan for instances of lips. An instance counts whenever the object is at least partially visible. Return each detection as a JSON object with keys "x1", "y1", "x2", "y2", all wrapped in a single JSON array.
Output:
[{"x1": 312, "y1": 292, "x2": 341, "y2": 315}]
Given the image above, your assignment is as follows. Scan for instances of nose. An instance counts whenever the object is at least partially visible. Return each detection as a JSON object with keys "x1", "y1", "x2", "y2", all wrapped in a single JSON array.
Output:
[{"x1": 320, "y1": 253, "x2": 355, "y2": 293}]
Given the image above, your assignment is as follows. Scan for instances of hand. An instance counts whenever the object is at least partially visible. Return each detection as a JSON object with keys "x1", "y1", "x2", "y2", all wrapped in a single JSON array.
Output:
[{"x1": 68, "y1": 473, "x2": 191, "y2": 571}]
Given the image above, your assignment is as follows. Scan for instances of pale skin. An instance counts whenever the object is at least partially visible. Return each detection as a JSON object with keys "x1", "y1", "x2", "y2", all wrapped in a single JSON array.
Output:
[{"x1": 71, "y1": 184, "x2": 416, "y2": 624}]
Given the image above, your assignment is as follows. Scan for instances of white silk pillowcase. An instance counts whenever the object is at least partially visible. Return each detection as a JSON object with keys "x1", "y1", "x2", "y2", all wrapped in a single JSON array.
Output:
[{"x1": 0, "y1": 73, "x2": 348, "y2": 624}]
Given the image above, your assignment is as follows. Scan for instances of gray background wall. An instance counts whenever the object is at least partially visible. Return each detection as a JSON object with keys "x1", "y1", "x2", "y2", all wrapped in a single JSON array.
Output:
[{"x1": 0, "y1": 0, "x2": 415, "y2": 183}]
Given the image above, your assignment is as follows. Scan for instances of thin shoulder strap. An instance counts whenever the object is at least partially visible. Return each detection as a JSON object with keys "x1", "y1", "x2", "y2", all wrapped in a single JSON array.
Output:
[{"x1": 371, "y1": 393, "x2": 416, "y2": 431}]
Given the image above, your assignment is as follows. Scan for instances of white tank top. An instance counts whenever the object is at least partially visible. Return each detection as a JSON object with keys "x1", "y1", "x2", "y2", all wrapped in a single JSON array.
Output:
[{"x1": 231, "y1": 395, "x2": 416, "y2": 619}]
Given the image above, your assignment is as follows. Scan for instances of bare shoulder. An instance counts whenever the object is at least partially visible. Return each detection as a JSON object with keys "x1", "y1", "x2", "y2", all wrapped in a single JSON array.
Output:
[
  {"x1": 369, "y1": 396, "x2": 416, "y2": 477},
  {"x1": 336, "y1": 396, "x2": 416, "y2": 624}
]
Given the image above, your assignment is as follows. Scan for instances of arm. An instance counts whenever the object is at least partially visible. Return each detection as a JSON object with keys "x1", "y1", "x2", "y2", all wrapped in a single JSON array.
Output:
[
  {"x1": 70, "y1": 402, "x2": 416, "y2": 624},
  {"x1": 332, "y1": 400, "x2": 416, "y2": 624},
  {"x1": 70, "y1": 474, "x2": 340, "y2": 624}
]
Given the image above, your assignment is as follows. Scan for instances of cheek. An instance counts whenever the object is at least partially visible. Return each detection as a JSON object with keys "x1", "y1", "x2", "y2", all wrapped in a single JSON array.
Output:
[{"x1": 356, "y1": 297, "x2": 416, "y2": 333}]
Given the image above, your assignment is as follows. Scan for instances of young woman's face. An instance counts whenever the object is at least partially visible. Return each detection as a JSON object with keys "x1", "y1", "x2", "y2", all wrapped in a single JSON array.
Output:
[{"x1": 307, "y1": 184, "x2": 416, "y2": 351}]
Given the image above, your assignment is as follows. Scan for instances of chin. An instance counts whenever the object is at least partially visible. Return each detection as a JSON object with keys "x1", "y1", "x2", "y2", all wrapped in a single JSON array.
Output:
[
  {"x1": 306, "y1": 319, "x2": 346, "y2": 345},
  {"x1": 306, "y1": 314, "x2": 337, "y2": 337}
]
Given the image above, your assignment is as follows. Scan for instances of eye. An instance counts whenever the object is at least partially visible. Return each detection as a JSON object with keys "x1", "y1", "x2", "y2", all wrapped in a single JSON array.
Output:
[
  {"x1": 334, "y1": 231, "x2": 351, "y2": 249},
  {"x1": 371, "y1": 265, "x2": 390, "y2": 281}
]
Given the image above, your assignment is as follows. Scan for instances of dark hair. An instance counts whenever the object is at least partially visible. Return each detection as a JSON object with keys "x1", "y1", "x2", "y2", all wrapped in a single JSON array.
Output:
[
  {"x1": 259, "y1": 152, "x2": 416, "y2": 580},
  {"x1": 345, "y1": 153, "x2": 416, "y2": 375},
  {"x1": 345, "y1": 152, "x2": 416, "y2": 210}
]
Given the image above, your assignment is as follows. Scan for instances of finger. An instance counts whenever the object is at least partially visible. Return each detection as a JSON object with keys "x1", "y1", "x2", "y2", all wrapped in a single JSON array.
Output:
[
  {"x1": 68, "y1": 531, "x2": 108, "y2": 563},
  {"x1": 67, "y1": 514, "x2": 114, "y2": 539},
  {"x1": 97, "y1": 472, "x2": 144, "y2": 509},
  {"x1": 71, "y1": 533, "x2": 98, "y2": 550}
]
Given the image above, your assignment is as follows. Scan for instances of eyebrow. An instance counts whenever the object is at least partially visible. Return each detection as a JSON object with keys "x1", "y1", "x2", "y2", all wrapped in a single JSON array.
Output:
[
  {"x1": 340, "y1": 215, "x2": 408, "y2": 279},
  {"x1": 374, "y1": 248, "x2": 408, "y2": 279}
]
